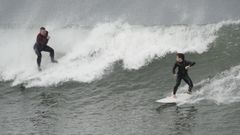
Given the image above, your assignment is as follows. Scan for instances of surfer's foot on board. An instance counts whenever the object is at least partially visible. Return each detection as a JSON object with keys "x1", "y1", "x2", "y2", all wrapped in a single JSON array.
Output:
[
  {"x1": 172, "y1": 95, "x2": 177, "y2": 99},
  {"x1": 38, "y1": 67, "x2": 42, "y2": 72},
  {"x1": 51, "y1": 59, "x2": 58, "y2": 63},
  {"x1": 186, "y1": 91, "x2": 192, "y2": 95}
]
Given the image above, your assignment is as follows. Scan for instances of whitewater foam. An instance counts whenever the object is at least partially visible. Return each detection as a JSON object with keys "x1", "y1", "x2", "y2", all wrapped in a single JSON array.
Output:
[
  {"x1": 176, "y1": 65, "x2": 240, "y2": 105},
  {"x1": 0, "y1": 20, "x2": 239, "y2": 87}
]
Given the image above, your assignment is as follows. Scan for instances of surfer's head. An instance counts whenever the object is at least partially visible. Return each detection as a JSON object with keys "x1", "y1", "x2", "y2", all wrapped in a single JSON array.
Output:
[
  {"x1": 40, "y1": 27, "x2": 47, "y2": 36},
  {"x1": 176, "y1": 53, "x2": 185, "y2": 62}
]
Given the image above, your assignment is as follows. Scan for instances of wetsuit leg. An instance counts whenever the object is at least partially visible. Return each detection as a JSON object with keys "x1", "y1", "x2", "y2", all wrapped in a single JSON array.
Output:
[
  {"x1": 173, "y1": 75, "x2": 182, "y2": 95},
  {"x1": 34, "y1": 46, "x2": 42, "y2": 67},
  {"x1": 182, "y1": 75, "x2": 193, "y2": 92},
  {"x1": 42, "y1": 45, "x2": 55, "y2": 62}
]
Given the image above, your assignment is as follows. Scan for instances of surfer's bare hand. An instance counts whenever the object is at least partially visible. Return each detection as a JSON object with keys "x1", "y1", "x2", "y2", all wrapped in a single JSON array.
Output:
[{"x1": 185, "y1": 66, "x2": 190, "y2": 70}]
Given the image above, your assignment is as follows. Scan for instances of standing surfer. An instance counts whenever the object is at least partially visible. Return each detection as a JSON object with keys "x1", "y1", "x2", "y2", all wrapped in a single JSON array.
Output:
[
  {"x1": 33, "y1": 27, "x2": 58, "y2": 71},
  {"x1": 172, "y1": 53, "x2": 195, "y2": 98}
]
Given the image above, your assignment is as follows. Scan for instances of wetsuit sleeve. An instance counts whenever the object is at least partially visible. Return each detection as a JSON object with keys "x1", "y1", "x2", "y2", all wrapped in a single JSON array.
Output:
[
  {"x1": 172, "y1": 63, "x2": 177, "y2": 74},
  {"x1": 45, "y1": 38, "x2": 49, "y2": 45},
  {"x1": 45, "y1": 31, "x2": 49, "y2": 44},
  {"x1": 186, "y1": 61, "x2": 196, "y2": 67}
]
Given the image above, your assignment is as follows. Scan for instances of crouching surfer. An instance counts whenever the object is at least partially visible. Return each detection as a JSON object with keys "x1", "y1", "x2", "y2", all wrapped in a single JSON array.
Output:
[{"x1": 33, "y1": 27, "x2": 58, "y2": 71}]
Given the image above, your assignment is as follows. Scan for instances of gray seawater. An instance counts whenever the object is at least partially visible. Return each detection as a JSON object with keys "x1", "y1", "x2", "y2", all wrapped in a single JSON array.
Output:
[
  {"x1": 1, "y1": 24, "x2": 240, "y2": 135},
  {"x1": 1, "y1": 0, "x2": 240, "y2": 135}
]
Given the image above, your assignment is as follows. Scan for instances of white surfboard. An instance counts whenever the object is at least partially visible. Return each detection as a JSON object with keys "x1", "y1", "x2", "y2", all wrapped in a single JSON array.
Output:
[{"x1": 156, "y1": 93, "x2": 191, "y2": 103}]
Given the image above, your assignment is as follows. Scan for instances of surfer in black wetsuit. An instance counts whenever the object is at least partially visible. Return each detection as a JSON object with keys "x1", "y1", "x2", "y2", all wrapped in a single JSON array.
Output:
[
  {"x1": 172, "y1": 53, "x2": 195, "y2": 98},
  {"x1": 34, "y1": 27, "x2": 58, "y2": 71}
]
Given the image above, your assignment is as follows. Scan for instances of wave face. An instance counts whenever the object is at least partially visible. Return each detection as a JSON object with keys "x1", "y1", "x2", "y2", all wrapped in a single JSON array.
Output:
[
  {"x1": 0, "y1": 20, "x2": 234, "y2": 87},
  {"x1": 0, "y1": 19, "x2": 240, "y2": 105}
]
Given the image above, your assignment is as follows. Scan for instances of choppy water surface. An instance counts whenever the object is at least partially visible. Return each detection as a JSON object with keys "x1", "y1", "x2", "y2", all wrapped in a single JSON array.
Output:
[{"x1": 1, "y1": 0, "x2": 240, "y2": 134}]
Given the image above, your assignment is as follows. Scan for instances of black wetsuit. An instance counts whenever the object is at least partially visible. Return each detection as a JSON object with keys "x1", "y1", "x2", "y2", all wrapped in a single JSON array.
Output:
[
  {"x1": 33, "y1": 31, "x2": 55, "y2": 67},
  {"x1": 172, "y1": 60, "x2": 196, "y2": 95}
]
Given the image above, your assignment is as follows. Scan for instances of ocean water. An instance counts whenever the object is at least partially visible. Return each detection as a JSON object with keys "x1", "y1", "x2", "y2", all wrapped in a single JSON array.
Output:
[{"x1": 1, "y1": 0, "x2": 240, "y2": 135}]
